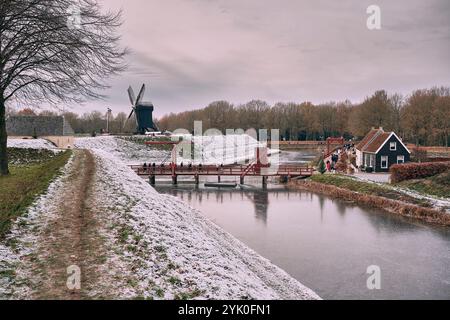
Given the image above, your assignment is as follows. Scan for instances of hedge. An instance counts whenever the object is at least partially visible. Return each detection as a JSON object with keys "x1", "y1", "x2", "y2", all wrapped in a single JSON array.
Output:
[{"x1": 390, "y1": 161, "x2": 450, "y2": 183}]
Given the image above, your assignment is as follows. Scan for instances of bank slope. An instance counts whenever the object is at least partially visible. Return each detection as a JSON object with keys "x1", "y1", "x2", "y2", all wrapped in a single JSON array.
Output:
[{"x1": 80, "y1": 140, "x2": 320, "y2": 299}]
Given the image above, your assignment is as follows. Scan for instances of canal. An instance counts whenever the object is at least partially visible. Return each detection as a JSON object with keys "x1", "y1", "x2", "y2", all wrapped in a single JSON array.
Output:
[{"x1": 155, "y1": 150, "x2": 450, "y2": 300}]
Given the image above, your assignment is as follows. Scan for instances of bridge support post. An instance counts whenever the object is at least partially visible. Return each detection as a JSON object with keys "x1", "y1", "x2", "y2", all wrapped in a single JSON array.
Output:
[
  {"x1": 218, "y1": 176, "x2": 221, "y2": 183},
  {"x1": 240, "y1": 176, "x2": 244, "y2": 185},
  {"x1": 195, "y1": 175, "x2": 199, "y2": 185},
  {"x1": 172, "y1": 175, "x2": 178, "y2": 185},
  {"x1": 149, "y1": 175, "x2": 156, "y2": 185},
  {"x1": 262, "y1": 176, "x2": 268, "y2": 189}
]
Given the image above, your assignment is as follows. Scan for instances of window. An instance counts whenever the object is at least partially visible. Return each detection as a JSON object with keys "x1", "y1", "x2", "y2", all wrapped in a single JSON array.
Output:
[
  {"x1": 397, "y1": 155, "x2": 405, "y2": 164},
  {"x1": 364, "y1": 154, "x2": 374, "y2": 167},
  {"x1": 390, "y1": 142, "x2": 397, "y2": 151},
  {"x1": 381, "y1": 156, "x2": 388, "y2": 169}
]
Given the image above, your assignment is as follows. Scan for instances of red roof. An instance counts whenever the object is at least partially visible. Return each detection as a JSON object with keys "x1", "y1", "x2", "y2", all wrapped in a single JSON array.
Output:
[
  {"x1": 356, "y1": 128, "x2": 383, "y2": 151},
  {"x1": 363, "y1": 132, "x2": 392, "y2": 153}
]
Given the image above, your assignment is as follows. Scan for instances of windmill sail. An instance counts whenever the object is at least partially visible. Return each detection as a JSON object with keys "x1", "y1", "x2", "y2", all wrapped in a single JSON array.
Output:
[
  {"x1": 127, "y1": 86, "x2": 136, "y2": 105},
  {"x1": 125, "y1": 84, "x2": 157, "y2": 134},
  {"x1": 136, "y1": 84, "x2": 146, "y2": 105}
]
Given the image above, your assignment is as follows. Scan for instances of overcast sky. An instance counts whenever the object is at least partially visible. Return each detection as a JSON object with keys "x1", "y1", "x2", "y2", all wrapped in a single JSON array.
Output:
[{"x1": 74, "y1": 0, "x2": 450, "y2": 117}]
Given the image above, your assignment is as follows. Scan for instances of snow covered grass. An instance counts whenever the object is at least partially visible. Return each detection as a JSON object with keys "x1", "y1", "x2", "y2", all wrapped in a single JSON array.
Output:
[
  {"x1": 74, "y1": 136, "x2": 170, "y2": 165},
  {"x1": 75, "y1": 135, "x2": 319, "y2": 299},
  {"x1": 7, "y1": 138, "x2": 56, "y2": 150},
  {"x1": 1, "y1": 135, "x2": 319, "y2": 299},
  {"x1": 181, "y1": 134, "x2": 274, "y2": 165},
  {"x1": 75, "y1": 135, "x2": 279, "y2": 166},
  {"x1": 90, "y1": 149, "x2": 320, "y2": 299},
  {"x1": 337, "y1": 174, "x2": 450, "y2": 214},
  {"x1": 0, "y1": 153, "x2": 74, "y2": 299},
  {"x1": 0, "y1": 151, "x2": 72, "y2": 237}
]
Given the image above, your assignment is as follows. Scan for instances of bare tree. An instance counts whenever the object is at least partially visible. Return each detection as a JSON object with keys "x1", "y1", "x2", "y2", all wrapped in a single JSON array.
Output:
[{"x1": 0, "y1": 0, "x2": 126, "y2": 175}]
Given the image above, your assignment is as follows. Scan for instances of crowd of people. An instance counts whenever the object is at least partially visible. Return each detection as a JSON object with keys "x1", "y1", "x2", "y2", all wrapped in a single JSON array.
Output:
[{"x1": 325, "y1": 143, "x2": 356, "y2": 172}]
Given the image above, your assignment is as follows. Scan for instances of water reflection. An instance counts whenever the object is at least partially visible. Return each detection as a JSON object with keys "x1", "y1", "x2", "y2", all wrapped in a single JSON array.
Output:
[
  {"x1": 157, "y1": 184, "x2": 450, "y2": 300},
  {"x1": 251, "y1": 192, "x2": 269, "y2": 224}
]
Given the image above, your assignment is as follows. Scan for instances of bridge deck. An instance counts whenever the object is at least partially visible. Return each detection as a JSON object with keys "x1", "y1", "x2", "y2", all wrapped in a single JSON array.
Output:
[{"x1": 130, "y1": 164, "x2": 314, "y2": 177}]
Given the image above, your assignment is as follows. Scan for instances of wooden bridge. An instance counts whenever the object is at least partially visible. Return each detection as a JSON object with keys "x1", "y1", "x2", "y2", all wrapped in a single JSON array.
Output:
[{"x1": 130, "y1": 162, "x2": 314, "y2": 187}]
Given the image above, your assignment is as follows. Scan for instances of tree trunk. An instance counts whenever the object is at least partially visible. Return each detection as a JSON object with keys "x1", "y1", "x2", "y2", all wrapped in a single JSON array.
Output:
[{"x1": 0, "y1": 94, "x2": 9, "y2": 175}]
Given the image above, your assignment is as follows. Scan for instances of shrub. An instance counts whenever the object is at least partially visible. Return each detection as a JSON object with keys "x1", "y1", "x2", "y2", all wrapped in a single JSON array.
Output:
[
  {"x1": 335, "y1": 152, "x2": 348, "y2": 172},
  {"x1": 390, "y1": 161, "x2": 450, "y2": 183},
  {"x1": 317, "y1": 157, "x2": 326, "y2": 174},
  {"x1": 411, "y1": 148, "x2": 428, "y2": 163}
]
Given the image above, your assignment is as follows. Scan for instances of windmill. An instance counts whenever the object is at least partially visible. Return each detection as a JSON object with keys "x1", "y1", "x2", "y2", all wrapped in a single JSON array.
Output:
[{"x1": 126, "y1": 84, "x2": 159, "y2": 134}]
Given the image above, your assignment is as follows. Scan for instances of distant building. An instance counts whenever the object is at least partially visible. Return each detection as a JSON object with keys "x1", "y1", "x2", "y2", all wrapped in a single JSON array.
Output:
[
  {"x1": 6, "y1": 115, "x2": 74, "y2": 148},
  {"x1": 356, "y1": 128, "x2": 410, "y2": 172}
]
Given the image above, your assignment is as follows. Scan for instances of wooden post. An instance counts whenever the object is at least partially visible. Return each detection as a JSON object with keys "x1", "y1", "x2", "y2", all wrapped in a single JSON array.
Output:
[
  {"x1": 218, "y1": 175, "x2": 221, "y2": 183},
  {"x1": 262, "y1": 176, "x2": 268, "y2": 189},
  {"x1": 195, "y1": 175, "x2": 199, "y2": 185},
  {"x1": 149, "y1": 175, "x2": 156, "y2": 185},
  {"x1": 172, "y1": 175, "x2": 177, "y2": 185},
  {"x1": 240, "y1": 176, "x2": 244, "y2": 185}
]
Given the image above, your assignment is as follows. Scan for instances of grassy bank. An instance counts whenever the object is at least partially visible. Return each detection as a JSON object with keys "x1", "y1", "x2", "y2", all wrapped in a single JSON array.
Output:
[
  {"x1": 0, "y1": 150, "x2": 72, "y2": 238},
  {"x1": 310, "y1": 174, "x2": 431, "y2": 207},
  {"x1": 396, "y1": 170, "x2": 450, "y2": 199},
  {"x1": 291, "y1": 174, "x2": 450, "y2": 226}
]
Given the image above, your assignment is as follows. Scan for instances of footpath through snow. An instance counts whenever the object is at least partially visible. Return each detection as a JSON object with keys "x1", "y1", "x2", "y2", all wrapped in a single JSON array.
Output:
[{"x1": 1, "y1": 136, "x2": 320, "y2": 299}]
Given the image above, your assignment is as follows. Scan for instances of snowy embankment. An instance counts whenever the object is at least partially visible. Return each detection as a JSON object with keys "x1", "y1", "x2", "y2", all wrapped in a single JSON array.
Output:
[
  {"x1": 180, "y1": 134, "x2": 279, "y2": 165},
  {"x1": 75, "y1": 135, "x2": 279, "y2": 166},
  {"x1": 349, "y1": 175, "x2": 450, "y2": 213},
  {"x1": 75, "y1": 136, "x2": 319, "y2": 299},
  {"x1": 7, "y1": 138, "x2": 56, "y2": 150},
  {"x1": 74, "y1": 136, "x2": 170, "y2": 165}
]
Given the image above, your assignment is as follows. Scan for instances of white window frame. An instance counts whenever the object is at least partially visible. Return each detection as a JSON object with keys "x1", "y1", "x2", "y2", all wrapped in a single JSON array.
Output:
[
  {"x1": 397, "y1": 155, "x2": 405, "y2": 164},
  {"x1": 390, "y1": 142, "x2": 397, "y2": 151},
  {"x1": 381, "y1": 156, "x2": 388, "y2": 169}
]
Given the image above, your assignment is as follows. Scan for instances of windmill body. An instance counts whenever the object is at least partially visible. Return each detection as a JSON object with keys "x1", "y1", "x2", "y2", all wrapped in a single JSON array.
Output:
[{"x1": 127, "y1": 84, "x2": 159, "y2": 134}]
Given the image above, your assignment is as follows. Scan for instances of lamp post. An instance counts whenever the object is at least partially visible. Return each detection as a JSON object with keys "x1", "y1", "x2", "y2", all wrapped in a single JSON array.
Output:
[{"x1": 106, "y1": 108, "x2": 112, "y2": 133}]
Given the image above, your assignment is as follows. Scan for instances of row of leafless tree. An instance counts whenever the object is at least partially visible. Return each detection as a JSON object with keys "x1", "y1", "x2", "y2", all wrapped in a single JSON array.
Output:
[
  {"x1": 157, "y1": 87, "x2": 449, "y2": 147},
  {"x1": 8, "y1": 86, "x2": 448, "y2": 146}
]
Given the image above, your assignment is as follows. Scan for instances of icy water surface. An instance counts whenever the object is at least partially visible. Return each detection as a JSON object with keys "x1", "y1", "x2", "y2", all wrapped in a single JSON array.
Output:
[{"x1": 155, "y1": 151, "x2": 450, "y2": 300}]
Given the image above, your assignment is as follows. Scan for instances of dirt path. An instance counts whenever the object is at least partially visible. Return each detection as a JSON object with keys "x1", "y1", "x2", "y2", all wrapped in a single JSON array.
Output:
[{"x1": 26, "y1": 149, "x2": 108, "y2": 299}]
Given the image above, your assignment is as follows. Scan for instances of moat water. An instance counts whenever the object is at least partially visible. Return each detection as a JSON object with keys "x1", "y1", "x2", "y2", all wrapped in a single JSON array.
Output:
[{"x1": 155, "y1": 150, "x2": 450, "y2": 299}]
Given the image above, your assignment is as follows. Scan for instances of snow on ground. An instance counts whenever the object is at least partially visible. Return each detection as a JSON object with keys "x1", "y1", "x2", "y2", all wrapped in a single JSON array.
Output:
[
  {"x1": 1, "y1": 135, "x2": 319, "y2": 299},
  {"x1": 7, "y1": 138, "x2": 56, "y2": 150},
  {"x1": 75, "y1": 135, "x2": 279, "y2": 166},
  {"x1": 347, "y1": 174, "x2": 450, "y2": 213},
  {"x1": 352, "y1": 173, "x2": 391, "y2": 184},
  {"x1": 74, "y1": 136, "x2": 170, "y2": 165},
  {"x1": 0, "y1": 155, "x2": 76, "y2": 299},
  {"x1": 90, "y1": 148, "x2": 319, "y2": 299},
  {"x1": 75, "y1": 135, "x2": 318, "y2": 299},
  {"x1": 180, "y1": 134, "x2": 278, "y2": 165}
]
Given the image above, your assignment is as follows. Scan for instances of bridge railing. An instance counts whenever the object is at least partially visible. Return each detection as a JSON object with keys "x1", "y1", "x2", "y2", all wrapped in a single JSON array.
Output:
[{"x1": 130, "y1": 163, "x2": 313, "y2": 177}]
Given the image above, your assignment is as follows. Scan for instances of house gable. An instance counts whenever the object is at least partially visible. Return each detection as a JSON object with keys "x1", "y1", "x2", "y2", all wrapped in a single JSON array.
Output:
[
  {"x1": 374, "y1": 134, "x2": 411, "y2": 172},
  {"x1": 374, "y1": 132, "x2": 411, "y2": 154}
]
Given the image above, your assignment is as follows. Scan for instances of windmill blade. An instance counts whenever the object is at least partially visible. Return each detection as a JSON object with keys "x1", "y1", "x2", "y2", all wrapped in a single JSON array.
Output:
[
  {"x1": 127, "y1": 108, "x2": 135, "y2": 120},
  {"x1": 136, "y1": 84, "x2": 146, "y2": 105},
  {"x1": 127, "y1": 86, "x2": 136, "y2": 106}
]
